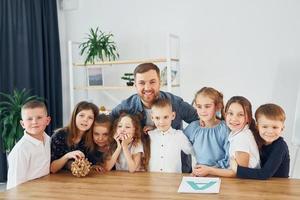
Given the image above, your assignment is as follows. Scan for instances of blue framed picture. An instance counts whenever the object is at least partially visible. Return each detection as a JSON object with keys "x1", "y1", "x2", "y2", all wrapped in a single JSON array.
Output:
[{"x1": 88, "y1": 68, "x2": 103, "y2": 86}]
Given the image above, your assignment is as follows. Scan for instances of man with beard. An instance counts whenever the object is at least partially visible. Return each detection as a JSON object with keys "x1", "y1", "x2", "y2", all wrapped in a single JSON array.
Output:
[{"x1": 111, "y1": 63, "x2": 198, "y2": 172}]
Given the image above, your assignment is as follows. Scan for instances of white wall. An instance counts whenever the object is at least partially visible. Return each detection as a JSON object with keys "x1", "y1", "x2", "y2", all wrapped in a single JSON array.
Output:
[{"x1": 57, "y1": 0, "x2": 300, "y2": 178}]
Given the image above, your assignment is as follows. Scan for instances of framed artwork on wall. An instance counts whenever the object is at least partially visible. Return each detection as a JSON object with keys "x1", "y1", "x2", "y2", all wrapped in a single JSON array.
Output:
[
  {"x1": 88, "y1": 68, "x2": 103, "y2": 86},
  {"x1": 160, "y1": 66, "x2": 180, "y2": 87}
]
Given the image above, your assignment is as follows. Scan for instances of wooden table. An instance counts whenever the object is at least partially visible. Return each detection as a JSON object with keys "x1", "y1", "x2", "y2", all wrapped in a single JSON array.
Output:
[{"x1": 1, "y1": 171, "x2": 300, "y2": 200}]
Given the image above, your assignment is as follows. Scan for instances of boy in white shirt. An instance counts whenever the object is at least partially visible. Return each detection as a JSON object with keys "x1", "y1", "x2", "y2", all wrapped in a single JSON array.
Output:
[
  {"x1": 148, "y1": 99, "x2": 194, "y2": 173},
  {"x1": 7, "y1": 100, "x2": 51, "y2": 189}
]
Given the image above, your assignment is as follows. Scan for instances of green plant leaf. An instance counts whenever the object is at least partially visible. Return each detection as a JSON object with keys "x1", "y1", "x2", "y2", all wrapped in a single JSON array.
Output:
[
  {"x1": 0, "y1": 89, "x2": 42, "y2": 152},
  {"x1": 79, "y1": 27, "x2": 119, "y2": 65}
]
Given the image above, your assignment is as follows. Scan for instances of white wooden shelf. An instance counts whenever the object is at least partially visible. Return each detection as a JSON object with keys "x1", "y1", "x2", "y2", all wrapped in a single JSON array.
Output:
[
  {"x1": 74, "y1": 86, "x2": 135, "y2": 90},
  {"x1": 68, "y1": 34, "x2": 180, "y2": 110},
  {"x1": 73, "y1": 58, "x2": 180, "y2": 67},
  {"x1": 73, "y1": 84, "x2": 180, "y2": 91}
]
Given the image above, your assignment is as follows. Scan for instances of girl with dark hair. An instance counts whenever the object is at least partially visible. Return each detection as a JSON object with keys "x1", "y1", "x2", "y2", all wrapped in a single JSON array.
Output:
[
  {"x1": 85, "y1": 114, "x2": 112, "y2": 173},
  {"x1": 50, "y1": 101, "x2": 99, "y2": 173}
]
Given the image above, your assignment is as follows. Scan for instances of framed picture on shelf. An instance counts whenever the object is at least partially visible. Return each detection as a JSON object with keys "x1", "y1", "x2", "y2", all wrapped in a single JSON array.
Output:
[
  {"x1": 160, "y1": 66, "x2": 180, "y2": 86},
  {"x1": 88, "y1": 68, "x2": 103, "y2": 86}
]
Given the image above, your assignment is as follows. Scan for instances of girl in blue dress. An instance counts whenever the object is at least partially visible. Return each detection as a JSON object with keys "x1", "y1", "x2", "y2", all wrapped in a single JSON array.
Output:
[{"x1": 184, "y1": 87, "x2": 230, "y2": 176}]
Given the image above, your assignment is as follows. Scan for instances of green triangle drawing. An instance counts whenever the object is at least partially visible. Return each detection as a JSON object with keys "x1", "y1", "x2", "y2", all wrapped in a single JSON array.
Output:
[{"x1": 187, "y1": 181, "x2": 217, "y2": 190}]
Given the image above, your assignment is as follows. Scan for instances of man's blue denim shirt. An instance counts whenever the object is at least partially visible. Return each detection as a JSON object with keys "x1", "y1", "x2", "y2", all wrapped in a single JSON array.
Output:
[{"x1": 111, "y1": 91, "x2": 198, "y2": 129}]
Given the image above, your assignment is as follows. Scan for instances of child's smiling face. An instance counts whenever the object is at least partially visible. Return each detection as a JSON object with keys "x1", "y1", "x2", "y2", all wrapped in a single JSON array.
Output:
[
  {"x1": 20, "y1": 107, "x2": 50, "y2": 136},
  {"x1": 226, "y1": 103, "x2": 247, "y2": 133},
  {"x1": 257, "y1": 115, "x2": 284, "y2": 145}
]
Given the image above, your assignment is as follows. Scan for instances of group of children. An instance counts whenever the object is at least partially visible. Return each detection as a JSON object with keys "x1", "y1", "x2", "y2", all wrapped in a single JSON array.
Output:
[
  {"x1": 185, "y1": 87, "x2": 289, "y2": 178},
  {"x1": 6, "y1": 87, "x2": 290, "y2": 189}
]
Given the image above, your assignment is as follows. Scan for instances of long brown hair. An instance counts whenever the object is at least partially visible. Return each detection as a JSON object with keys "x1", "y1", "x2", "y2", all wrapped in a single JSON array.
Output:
[
  {"x1": 61, "y1": 101, "x2": 99, "y2": 147},
  {"x1": 108, "y1": 113, "x2": 150, "y2": 169},
  {"x1": 85, "y1": 114, "x2": 112, "y2": 153},
  {"x1": 141, "y1": 133, "x2": 150, "y2": 171},
  {"x1": 225, "y1": 96, "x2": 263, "y2": 149},
  {"x1": 111, "y1": 113, "x2": 142, "y2": 146}
]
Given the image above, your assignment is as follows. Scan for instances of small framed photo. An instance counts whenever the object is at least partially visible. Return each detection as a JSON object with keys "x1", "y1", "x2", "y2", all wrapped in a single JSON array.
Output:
[
  {"x1": 160, "y1": 66, "x2": 180, "y2": 86},
  {"x1": 88, "y1": 68, "x2": 103, "y2": 86}
]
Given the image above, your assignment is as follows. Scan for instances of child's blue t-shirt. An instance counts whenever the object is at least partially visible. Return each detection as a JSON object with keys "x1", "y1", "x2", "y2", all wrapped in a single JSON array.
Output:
[{"x1": 183, "y1": 120, "x2": 230, "y2": 168}]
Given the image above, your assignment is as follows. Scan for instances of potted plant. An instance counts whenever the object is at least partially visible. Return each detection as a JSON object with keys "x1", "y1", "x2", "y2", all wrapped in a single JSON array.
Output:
[
  {"x1": 121, "y1": 73, "x2": 134, "y2": 86},
  {"x1": 79, "y1": 27, "x2": 119, "y2": 65},
  {"x1": 0, "y1": 89, "x2": 41, "y2": 153}
]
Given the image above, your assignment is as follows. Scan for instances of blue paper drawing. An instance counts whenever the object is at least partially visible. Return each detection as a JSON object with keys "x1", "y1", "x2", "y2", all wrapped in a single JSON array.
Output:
[
  {"x1": 187, "y1": 181, "x2": 217, "y2": 190},
  {"x1": 178, "y1": 177, "x2": 221, "y2": 193}
]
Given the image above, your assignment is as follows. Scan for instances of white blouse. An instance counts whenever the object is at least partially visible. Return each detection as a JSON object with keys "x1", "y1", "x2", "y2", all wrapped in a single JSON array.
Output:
[
  {"x1": 115, "y1": 142, "x2": 144, "y2": 171},
  {"x1": 228, "y1": 125, "x2": 260, "y2": 169}
]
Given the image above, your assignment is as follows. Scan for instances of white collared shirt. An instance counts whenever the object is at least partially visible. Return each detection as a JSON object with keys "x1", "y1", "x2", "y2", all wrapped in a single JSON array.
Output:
[
  {"x1": 7, "y1": 131, "x2": 51, "y2": 190},
  {"x1": 228, "y1": 125, "x2": 260, "y2": 168},
  {"x1": 148, "y1": 127, "x2": 194, "y2": 173}
]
